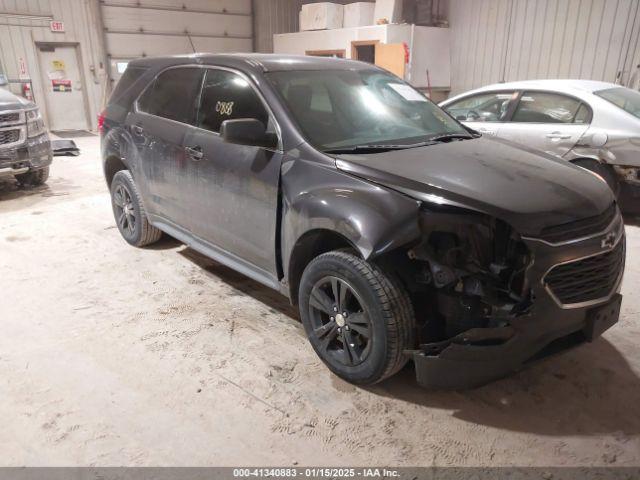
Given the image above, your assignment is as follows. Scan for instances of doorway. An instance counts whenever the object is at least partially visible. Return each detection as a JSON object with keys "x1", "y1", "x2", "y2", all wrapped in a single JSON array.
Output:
[
  {"x1": 351, "y1": 41, "x2": 379, "y2": 64},
  {"x1": 36, "y1": 43, "x2": 90, "y2": 132},
  {"x1": 306, "y1": 50, "x2": 345, "y2": 58}
]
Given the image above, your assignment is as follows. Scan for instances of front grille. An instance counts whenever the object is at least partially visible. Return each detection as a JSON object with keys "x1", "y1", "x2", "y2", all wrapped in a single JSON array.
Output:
[
  {"x1": 538, "y1": 204, "x2": 617, "y2": 244},
  {"x1": 0, "y1": 128, "x2": 21, "y2": 145},
  {"x1": 0, "y1": 112, "x2": 21, "y2": 125},
  {"x1": 545, "y1": 238, "x2": 625, "y2": 306}
]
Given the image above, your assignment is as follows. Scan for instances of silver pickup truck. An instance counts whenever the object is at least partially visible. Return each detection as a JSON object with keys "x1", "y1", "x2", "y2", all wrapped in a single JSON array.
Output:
[{"x1": 0, "y1": 84, "x2": 52, "y2": 186}]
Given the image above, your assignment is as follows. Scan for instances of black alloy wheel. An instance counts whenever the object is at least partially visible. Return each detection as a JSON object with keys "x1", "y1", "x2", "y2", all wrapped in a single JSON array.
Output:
[
  {"x1": 113, "y1": 183, "x2": 136, "y2": 238},
  {"x1": 308, "y1": 275, "x2": 373, "y2": 367},
  {"x1": 299, "y1": 251, "x2": 415, "y2": 385},
  {"x1": 110, "y1": 170, "x2": 162, "y2": 247}
]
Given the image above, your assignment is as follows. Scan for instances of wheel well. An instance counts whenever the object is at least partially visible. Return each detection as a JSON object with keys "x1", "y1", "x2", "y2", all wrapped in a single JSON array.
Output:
[
  {"x1": 104, "y1": 156, "x2": 128, "y2": 187},
  {"x1": 287, "y1": 229, "x2": 359, "y2": 305},
  {"x1": 570, "y1": 157, "x2": 603, "y2": 168}
]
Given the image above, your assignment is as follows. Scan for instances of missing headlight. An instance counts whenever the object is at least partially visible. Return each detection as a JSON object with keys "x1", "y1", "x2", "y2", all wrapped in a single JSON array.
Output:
[{"x1": 407, "y1": 208, "x2": 532, "y2": 342}]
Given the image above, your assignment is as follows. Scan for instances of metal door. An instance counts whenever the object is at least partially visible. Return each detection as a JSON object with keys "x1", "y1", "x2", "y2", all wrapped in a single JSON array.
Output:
[
  {"x1": 181, "y1": 67, "x2": 281, "y2": 277},
  {"x1": 499, "y1": 91, "x2": 590, "y2": 157},
  {"x1": 126, "y1": 66, "x2": 204, "y2": 224},
  {"x1": 497, "y1": 123, "x2": 590, "y2": 157},
  {"x1": 37, "y1": 44, "x2": 89, "y2": 131}
]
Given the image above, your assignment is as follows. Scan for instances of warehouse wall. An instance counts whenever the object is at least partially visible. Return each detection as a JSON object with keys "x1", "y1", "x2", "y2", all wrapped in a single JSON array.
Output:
[
  {"x1": 1, "y1": 0, "x2": 256, "y2": 131},
  {"x1": 0, "y1": 0, "x2": 108, "y2": 130},
  {"x1": 254, "y1": 0, "x2": 356, "y2": 53},
  {"x1": 101, "y1": 0, "x2": 252, "y2": 84},
  {"x1": 254, "y1": 0, "x2": 447, "y2": 53},
  {"x1": 449, "y1": 0, "x2": 640, "y2": 94}
]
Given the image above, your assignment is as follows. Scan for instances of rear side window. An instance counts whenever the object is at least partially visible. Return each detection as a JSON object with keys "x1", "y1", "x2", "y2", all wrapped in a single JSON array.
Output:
[
  {"x1": 443, "y1": 91, "x2": 516, "y2": 122},
  {"x1": 196, "y1": 69, "x2": 269, "y2": 133},
  {"x1": 595, "y1": 86, "x2": 640, "y2": 119},
  {"x1": 511, "y1": 91, "x2": 589, "y2": 124},
  {"x1": 138, "y1": 67, "x2": 204, "y2": 124},
  {"x1": 109, "y1": 66, "x2": 148, "y2": 109}
]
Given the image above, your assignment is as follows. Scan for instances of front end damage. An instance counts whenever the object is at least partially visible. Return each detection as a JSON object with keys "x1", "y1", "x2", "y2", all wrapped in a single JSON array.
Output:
[
  {"x1": 392, "y1": 204, "x2": 625, "y2": 389},
  {"x1": 612, "y1": 165, "x2": 640, "y2": 214}
]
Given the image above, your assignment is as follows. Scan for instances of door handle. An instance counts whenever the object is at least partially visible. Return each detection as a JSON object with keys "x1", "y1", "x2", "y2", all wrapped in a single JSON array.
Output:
[
  {"x1": 546, "y1": 131, "x2": 571, "y2": 140},
  {"x1": 185, "y1": 145, "x2": 203, "y2": 161},
  {"x1": 132, "y1": 124, "x2": 144, "y2": 135},
  {"x1": 478, "y1": 128, "x2": 496, "y2": 136}
]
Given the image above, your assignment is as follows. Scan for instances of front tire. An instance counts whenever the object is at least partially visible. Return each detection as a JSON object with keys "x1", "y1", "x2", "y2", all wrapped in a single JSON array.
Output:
[
  {"x1": 110, "y1": 170, "x2": 162, "y2": 247},
  {"x1": 298, "y1": 251, "x2": 415, "y2": 385},
  {"x1": 16, "y1": 166, "x2": 49, "y2": 186}
]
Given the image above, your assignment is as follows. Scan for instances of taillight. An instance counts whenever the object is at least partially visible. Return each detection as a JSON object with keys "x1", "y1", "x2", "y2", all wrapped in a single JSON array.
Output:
[{"x1": 97, "y1": 111, "x2": 105, "y2": 134}]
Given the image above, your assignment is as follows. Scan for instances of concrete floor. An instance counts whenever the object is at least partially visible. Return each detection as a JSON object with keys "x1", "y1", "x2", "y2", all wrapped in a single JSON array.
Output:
[{"x1": 1, "y1": 135, "x2": 639, "y2": 467}]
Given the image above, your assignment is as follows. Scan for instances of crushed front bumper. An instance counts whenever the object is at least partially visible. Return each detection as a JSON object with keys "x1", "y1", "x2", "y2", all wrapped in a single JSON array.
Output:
[
  {"x1": 409, "y1": 211, "x2": 626, "y2": 390},
  {"x1": 411, "y1": 294, "x2": 622, "y2": 389},
  {"x1": 0, "y1": 134, "x2": 52, "y2": 178}
]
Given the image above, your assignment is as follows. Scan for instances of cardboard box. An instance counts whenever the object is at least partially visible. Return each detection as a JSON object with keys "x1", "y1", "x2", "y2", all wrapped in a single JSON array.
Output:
[
  {"x1": 373, "y1": 0, "x2": 402, "y2": 24},
  {"x1": 343, "y1": 2, "x2": 375, "y2": 28},
  {"x1": 300, "y1": 3, "x2": 344, "y2": 31}
]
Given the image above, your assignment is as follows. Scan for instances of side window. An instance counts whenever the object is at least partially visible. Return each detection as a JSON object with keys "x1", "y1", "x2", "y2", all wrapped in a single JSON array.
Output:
[
  {"x1": 574, "y1": 103, "x2": 591, "y2": 124},
  {"x1": 137, "y1": 67, "x2": 204, "y2": 124},
  {"x1": 197, "y1": 69, "x2": 269, "y2": 133},
  {"x1": 443, "y1": 91, "x2": 516, "y2": 122},
  {"x1": 109, "y1": 66, "x2": 148, "y2": 109},
  {"x1": 511, "y1": 91, "x2": 586, "y2": 124}
]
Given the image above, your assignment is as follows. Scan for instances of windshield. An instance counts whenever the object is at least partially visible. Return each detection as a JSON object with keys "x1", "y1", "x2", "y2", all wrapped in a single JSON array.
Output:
[
  {"x1": 267, "y1": 69, "x2": 468, "y2": 151},
  {"x1": 595, "y1": 87, "x2": 640, "y2": 119}
]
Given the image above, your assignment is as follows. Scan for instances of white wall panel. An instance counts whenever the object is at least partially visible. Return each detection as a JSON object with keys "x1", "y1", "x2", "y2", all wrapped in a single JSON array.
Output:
[
  {"x1": 99, "y1": 0, "x2": 253, "y2": 85},
  {"x1": 101, "y1": 5, "x2": 251, "y2": 38},
  {"x1": 103, "y1": 0, "x2": 251, "y2": 15},
  {"x1": 449, "y1": 0, "x2": 640, "y2": 94},
  {"x1": 105, "y1": 33, "x2": 251, "y2": 59}
]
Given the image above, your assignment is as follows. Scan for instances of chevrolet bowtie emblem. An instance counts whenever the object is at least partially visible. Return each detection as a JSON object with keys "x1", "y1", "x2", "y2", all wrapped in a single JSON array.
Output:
[{"x1": 601, "y1": 231, "x2": 617, "y2": 250}]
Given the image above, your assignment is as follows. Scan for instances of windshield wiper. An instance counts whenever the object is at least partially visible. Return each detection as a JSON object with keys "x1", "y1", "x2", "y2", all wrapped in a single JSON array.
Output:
[
  {"x1": 427, "y1": 133, "x2": 476, "y2": 142},
  {"x1": 324, "y1": 141, "x2": 435, "y2": 154}
]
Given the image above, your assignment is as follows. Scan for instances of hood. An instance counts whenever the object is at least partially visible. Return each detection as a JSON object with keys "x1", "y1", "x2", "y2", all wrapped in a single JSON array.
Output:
[
  {"x1": 335, "y1": 137, "x2": 614, "y2": 236},
  {"x1": 0, "y1": 87, "x2": 32, "y2": 110}
]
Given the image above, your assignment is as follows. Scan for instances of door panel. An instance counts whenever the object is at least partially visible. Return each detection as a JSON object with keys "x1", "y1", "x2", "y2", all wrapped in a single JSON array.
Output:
[
  {"x1": 182, "y1": 129, "x2": 281, "y2": 275},
  {"x1": 182, "y1": 68, "x2": 281, "y2": 276},
  {"x1": 125, "y1": 111, "x2": 192, "y2": 221},
  {"x1": 375, "y1": 43, "x2": 406, "y2": 78},
  {"x1": 38, "y1": 44, "x2": 89, "y2": 131},
  {"x1": 497, "y1": 123, "x2": 589, "y2": 157},
  {"x1": 129, "y1": 67, "x2": 204, "y2": 224},
  {"x1": 500, "y1": 91, "x2": 590, "y2": 156}
]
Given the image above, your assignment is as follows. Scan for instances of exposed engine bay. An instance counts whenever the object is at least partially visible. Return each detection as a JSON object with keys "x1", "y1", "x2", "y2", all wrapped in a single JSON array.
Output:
[{"x1": 390, "y1": 207, "x2": 534, "y2": 354}]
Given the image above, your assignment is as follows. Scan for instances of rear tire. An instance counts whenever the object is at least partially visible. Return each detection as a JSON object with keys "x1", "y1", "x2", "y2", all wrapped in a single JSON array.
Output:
[
  {"x1": 298, "y1": 251, "x2": 415, "y2": 385},
  {"x1": 16, "y1": 166, "x2": 49, "y2": 186},
  {"x1": 573, "y1": 159, "x2": 620, "y2": 196},
  {"x1": 110, "y1": 170, "x2": 162, "y2": 247}
]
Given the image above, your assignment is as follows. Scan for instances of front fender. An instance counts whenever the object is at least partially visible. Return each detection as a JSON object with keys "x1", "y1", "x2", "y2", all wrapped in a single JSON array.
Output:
[{"x1": 280, "y1": 154, "x2": 422, "y2": 278}]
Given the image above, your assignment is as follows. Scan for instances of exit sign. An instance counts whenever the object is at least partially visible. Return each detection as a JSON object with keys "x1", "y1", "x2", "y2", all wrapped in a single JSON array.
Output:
[{"x1": 50, "y1": 21, "x2": 65, "y2": 32}]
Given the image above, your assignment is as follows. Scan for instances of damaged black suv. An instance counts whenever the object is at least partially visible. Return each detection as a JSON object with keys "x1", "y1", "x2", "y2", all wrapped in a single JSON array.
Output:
[{"x1": 101, "y1": 54, "x2": 625, "y2": 389}]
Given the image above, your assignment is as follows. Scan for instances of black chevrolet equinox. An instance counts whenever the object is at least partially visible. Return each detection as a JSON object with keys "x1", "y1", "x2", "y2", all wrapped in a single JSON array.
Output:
[{"x1": 101, "y1": 54, "x2": 625, "y2": 389}]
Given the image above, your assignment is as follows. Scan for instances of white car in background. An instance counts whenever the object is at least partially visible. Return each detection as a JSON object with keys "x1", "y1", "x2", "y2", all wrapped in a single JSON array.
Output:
[{"x1": 439, "y1": 79, "x2": 640, "y2": 212}]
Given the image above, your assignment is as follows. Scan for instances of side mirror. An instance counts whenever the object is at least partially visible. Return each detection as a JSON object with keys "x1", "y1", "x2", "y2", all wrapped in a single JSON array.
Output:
[{"x1": 220, "y1": 118, "x2": 278, "y2": 149}]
